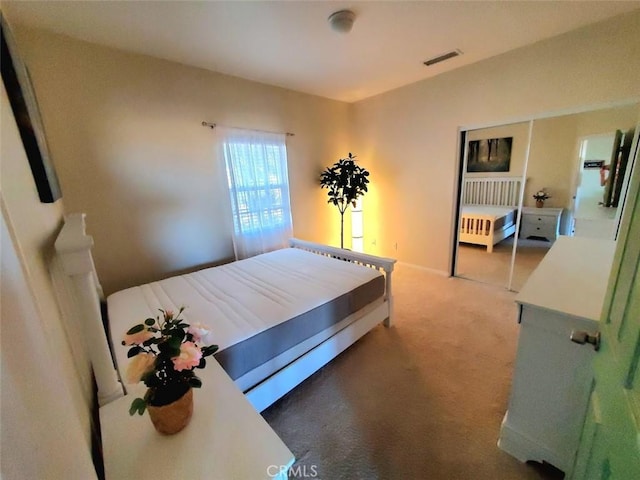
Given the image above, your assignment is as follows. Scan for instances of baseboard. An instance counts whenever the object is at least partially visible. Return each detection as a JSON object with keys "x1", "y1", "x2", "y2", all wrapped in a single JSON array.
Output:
[{"x1": 396, "y1": 261, "x2": 449, "y2": 276}]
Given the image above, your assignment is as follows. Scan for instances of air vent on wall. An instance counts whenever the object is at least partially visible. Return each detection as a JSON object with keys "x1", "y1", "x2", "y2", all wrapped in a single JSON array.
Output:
[{"x1": 423, "y1": 49, "x2": 463, "y2": 66}]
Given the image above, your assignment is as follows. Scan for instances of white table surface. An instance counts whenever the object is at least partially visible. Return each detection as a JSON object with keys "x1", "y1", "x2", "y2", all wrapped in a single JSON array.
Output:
[
  {"x1": 100, "y1": 360, "x2": 294, "y2": 480},
  {"x1": 516, "y1": 236, "x2": 615, "y2": 321},
  {"x1": 521, "y1": 206, "x2": 563, "y2": 216}
]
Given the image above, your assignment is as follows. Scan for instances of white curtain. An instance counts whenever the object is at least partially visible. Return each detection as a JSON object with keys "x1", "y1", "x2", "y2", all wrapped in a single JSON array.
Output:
[{"x1": 218, "y1": 127, "x2": 293, "y2": 259}]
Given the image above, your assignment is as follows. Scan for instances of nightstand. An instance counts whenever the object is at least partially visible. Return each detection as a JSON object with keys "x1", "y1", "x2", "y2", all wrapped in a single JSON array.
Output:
[
  {"x1": 99, "y1": 360, "x2": 295, "y2": 479},
  {"x1": 520, "y1": 207, "x2": 563, "y2": 241}
]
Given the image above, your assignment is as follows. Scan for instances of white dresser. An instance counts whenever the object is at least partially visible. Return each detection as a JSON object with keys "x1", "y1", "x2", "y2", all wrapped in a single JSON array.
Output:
[
  {"x1": 498, "y1": 236, "x2": 615, "y2": 476},
  {"x1": 520, "y1": 207, "x2": 563, "y2": 241}
]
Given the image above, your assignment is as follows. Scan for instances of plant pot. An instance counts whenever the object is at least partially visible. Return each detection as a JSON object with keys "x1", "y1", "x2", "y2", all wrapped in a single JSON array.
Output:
[
  {"x1": 147, "y1": 388, "x2": 193, "y2": 435},
  {"x1": 536, "y1": 200, "x2": 544, "y2": 208}
]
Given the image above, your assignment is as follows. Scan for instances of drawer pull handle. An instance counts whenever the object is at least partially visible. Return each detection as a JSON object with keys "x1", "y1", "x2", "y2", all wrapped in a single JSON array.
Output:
[{"x1": 570, "y1": 330, "x2": 600, "y2": 351}]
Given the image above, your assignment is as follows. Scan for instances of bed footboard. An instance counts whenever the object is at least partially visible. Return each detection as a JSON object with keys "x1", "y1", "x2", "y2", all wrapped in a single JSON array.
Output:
[
  {"x1": 289, "y1": 238, "x2": 397, "y2": 326},
  {"x1": 459, "y1": 214, "x2": 496, "y2": 253}
]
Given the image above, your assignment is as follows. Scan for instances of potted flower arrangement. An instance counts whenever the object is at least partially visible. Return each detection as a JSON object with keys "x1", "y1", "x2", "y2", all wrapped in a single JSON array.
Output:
[
  {"x1": 122, "y1": 307, "x2": 218, "y2": 434},
  {"x1": 533, "y1": 189, "x2": 550, "y2": 208}
]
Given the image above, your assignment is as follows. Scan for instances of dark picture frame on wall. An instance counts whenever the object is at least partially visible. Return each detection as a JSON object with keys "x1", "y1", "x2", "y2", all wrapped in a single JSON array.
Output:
[
  {"x1": 467, "y1": 137, "x2": 513, "y2": 173},
  {"x1": 1, "y1": 13, "x2": 61, "y2": 203}
]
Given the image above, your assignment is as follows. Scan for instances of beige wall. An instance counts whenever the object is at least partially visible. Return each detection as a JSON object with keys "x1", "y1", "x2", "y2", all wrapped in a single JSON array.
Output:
[
  {"x1": 353, "y1": 11, "x2": 640, "y2": 272},
  {"x1": 526, "y1": 115, "x2": 578, "y2": 210},
  {"x1": 1, "y1": 84, "x2": 96, "y2": 477},
  {"x1": 12, "y1": 26, "x2": 352, "y2": 295}
]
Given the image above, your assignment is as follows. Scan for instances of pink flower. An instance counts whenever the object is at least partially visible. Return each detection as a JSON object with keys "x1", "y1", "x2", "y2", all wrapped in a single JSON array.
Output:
[
  {"x1": 164, "y1": 310, "x2": 174, "y2": 320},
  {"x1": 122, "y1": 328, "x2": 153, "y2": 346},
  {"x1": 125, "y1": 353, "x2": 155, "y2": 384},
  {"x1": 172, "y1": 342, "x2": 202, "y2": 371},
  {"x1": 188, "y1": 322, "x2": 212, "y2": 344}
]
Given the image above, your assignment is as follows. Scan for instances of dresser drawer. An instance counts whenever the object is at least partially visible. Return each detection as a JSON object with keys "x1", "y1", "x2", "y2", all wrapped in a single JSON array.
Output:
[
  {"x1": 526, "y1": 215, "x2": 556, "y2": 228},
  {"x1": 520, "y1": 207, "x2": 562, "y2": 241},
  {"x1": 521, "y1": 224, "x2": 556, "y2": 239}
]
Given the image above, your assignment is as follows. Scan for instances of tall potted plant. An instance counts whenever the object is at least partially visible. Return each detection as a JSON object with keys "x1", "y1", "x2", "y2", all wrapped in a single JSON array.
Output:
[{"x1": 320, "y1": 153, "x2": 370, "y2": 248}]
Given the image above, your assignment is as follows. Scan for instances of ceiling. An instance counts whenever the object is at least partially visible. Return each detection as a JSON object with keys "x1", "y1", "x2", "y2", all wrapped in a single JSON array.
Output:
[{"x1": 3, "y1": 1, "x2": 640, "y2": 103}]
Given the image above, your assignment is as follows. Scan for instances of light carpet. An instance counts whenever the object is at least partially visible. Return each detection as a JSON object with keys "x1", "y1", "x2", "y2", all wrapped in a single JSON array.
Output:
[
  {"x1": 262, "y1": 265, "x2": 564, "y2": 480},
  {"x1": 456, "y1": 238, "x2": 550, "y2": 292}
]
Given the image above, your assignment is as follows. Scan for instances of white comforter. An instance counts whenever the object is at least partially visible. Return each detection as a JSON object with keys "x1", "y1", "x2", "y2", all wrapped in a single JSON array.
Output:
[{"x1": 107, "y1": 247, "x2": 382, "y2": 374}]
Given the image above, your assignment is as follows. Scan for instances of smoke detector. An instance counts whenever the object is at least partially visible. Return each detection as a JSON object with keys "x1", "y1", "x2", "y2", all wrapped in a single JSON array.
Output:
[{"x1": 328, "y1": 10, "x2": 356, "y2": 33}]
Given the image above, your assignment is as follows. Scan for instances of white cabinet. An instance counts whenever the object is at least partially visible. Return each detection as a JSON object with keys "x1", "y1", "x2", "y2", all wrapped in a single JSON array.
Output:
[
  {"x1": 498, "y1": 236, "x2": 615, "y2": 476},
  {"x1": 520, "y1": 207, "x2": 563, "y2": 241}
]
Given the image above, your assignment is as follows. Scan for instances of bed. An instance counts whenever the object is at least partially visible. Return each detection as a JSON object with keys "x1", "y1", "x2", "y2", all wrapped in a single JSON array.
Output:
[
  {"x1": 52, "y1": 214, "x2": 396, "y2": 413},
  {"x1": 459, "y1": 176, "x2": 523, "y2": 252}
]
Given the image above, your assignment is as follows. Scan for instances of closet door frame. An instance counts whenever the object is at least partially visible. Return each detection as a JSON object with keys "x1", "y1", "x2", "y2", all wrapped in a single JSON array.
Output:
[{"x1": 451, "y1": 120, "x2": 532, "y2": 291}]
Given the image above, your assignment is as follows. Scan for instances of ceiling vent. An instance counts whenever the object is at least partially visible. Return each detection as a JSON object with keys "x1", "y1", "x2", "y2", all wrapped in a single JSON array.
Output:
[{"x1": 423, "y1": 49, "x2": 463, "y2": 66}]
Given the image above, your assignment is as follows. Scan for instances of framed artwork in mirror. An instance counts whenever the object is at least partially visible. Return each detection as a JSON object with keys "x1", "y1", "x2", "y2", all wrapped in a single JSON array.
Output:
[{"x1": 467, "y1": 137, "x2": 513, "y2": 173}]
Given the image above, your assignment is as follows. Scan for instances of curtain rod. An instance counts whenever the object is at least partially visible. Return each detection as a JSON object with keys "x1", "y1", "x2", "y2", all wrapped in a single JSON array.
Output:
[{"x1": 201, "y1": 121, "x2": 294, "y2": 137}]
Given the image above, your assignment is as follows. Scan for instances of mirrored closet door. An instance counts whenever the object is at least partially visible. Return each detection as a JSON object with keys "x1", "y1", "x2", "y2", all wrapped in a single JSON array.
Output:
[
  {"x1": 454, "y1": 121, "x2": 530, "y2": 289},
  {"x1": 511, "y1": 104, "x2": 639, "y2": 291},
  {"x1": 454, "y1": 103, "x2": 640, "y2": 291}
]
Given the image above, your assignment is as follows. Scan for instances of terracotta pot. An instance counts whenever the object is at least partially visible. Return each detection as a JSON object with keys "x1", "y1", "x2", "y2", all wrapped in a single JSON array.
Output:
[
  {"x1": 147, "y1": 388, "x2": 193, "y2": 435},
  {"x1": 536, "y1": 199, "x2": 544, "y2": 208}
]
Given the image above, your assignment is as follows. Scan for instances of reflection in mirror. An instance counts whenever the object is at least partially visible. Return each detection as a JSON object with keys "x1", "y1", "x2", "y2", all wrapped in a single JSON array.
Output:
[
  {"x1": 573, "y1": 126, "x2": 636, "y2": 239},
  {"x1": 511, "y1": 103, "x2": 639, "y2": 291},
  {"x1": 455, "y1": 103, "x2": 639, "y2": 292},
  {"x1": 455, "y1": 121, "x2": 529, "y2": 288}
]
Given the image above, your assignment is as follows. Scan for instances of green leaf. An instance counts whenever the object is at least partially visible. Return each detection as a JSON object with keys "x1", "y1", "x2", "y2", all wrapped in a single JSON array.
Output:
[
  {"x1": 157, "y1": 340, "x2": 177, "y2": 356},
  {"x1": 127, "y1": 346, "x2": 143, "y2": 358},
  {"x1": 188, "y1": 376, "x2": 202, "y2": 388},
  {"x1": 129, "y1": 397, "x2": 146, "y2": 416},
  {"x1": 144, "y1": 318, "x2": 156, "y2": 326},
  {"x1": 202, "y1": 345, "x2": 219, "y2": 357},
  {"x1": 197, "y1": 358, "x2": 206, "y2": 369},
  {"x1": 168, "y1": 333, "x2": 184, "y2": 348},
  {"x1": 126, "y1": 324, "x2": 145, "y2": 335}
]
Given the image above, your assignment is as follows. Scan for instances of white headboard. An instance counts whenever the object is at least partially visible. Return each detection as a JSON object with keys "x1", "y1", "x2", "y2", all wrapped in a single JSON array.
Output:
[
  {"x1": 462, "y1": 176, "x2": 523, "y2": 207},
  {"x1": 52, "y1": 213, "x2": 123, "y2": 406}
]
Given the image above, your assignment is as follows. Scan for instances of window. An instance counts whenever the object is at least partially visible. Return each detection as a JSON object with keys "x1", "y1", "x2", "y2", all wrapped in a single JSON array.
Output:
[{"x1": 219, "y1": 128, "x2": 292, "y2": 259}]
